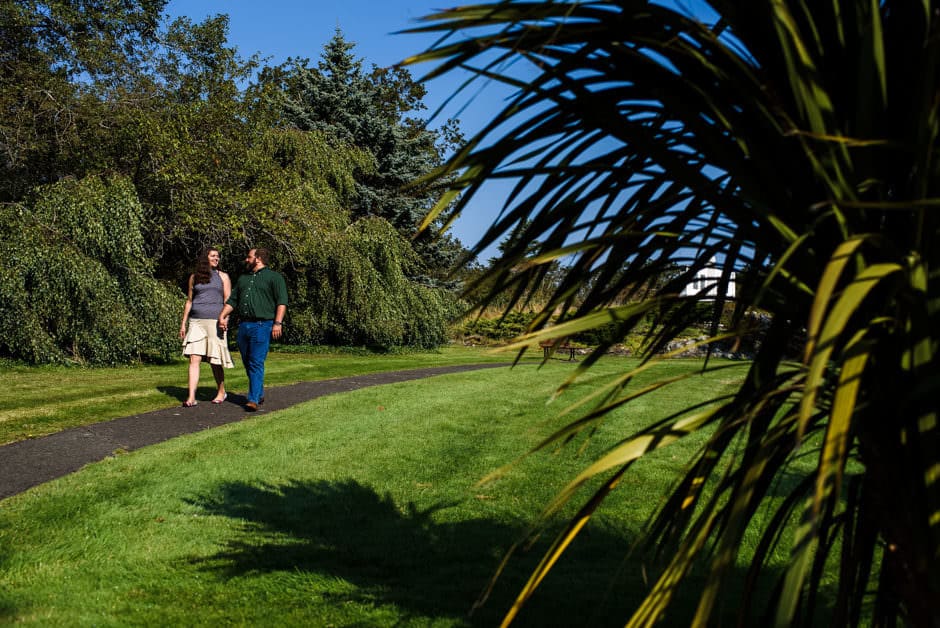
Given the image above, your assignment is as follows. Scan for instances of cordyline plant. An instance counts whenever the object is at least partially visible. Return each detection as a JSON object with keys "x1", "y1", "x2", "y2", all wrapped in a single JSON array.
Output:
[{"x1": 408, "y1": 1, "x2": 940, "y2": 626}]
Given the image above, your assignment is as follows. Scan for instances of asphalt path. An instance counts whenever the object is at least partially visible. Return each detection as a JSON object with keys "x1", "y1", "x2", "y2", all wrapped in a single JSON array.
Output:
[{"x1": 0, "y1": 363, "x2": 507, "y2": 501}]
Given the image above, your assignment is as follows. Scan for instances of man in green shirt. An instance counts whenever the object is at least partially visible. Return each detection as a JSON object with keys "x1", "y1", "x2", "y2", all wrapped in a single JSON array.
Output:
[{"x1": 219, "y1": 248, "x2": 288, "y2": 411}]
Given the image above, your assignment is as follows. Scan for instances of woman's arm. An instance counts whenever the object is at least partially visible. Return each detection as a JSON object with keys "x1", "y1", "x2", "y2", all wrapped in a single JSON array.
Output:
[
  {"x1": 179, "y1": 275, "x2": 194, "y2": 340},
  {"x1": 220, "y1": 271, "x2": 231, "y2": 303}
]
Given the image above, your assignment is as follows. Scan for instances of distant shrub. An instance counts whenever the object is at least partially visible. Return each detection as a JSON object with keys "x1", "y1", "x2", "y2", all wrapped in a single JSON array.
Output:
[
  {"x1": 286, "y1": 217, "x2": 459, "y2": 349},
  {"x1": 454, "y1": 310, "x2": 537, "y2": 342}
]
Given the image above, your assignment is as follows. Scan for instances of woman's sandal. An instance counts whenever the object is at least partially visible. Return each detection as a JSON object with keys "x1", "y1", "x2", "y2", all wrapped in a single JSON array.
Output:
[
  {"x1": 182, "y1": 400, "x2": 198, "y2": 407},
  {"x1": 211, "y1": 393, "x2": 228, "y2": 405}
]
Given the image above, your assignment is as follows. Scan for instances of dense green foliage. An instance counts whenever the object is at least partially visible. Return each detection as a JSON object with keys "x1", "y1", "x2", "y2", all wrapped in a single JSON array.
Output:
[
  {"x1": 290, "y1": 217, "x2": 461, "y2": 348},
  {"x1": 0, "y1": 176, "x2": 179, "y2": 364},
  {"x1": 0, "y1": 0, "x2": 168, "y2": 199},
  {"x1": 0, "y1": 2, "x2": 464, "y2": 363},
  {"x1": 412, "y1": 0, "x2": 940, "y2": 625}
]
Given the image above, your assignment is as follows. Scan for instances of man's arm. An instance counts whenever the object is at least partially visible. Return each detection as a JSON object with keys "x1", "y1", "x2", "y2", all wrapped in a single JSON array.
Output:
[
  {"x1": 272, "y1": 304, "x2": 287, "y2": 340},
  {"x1": 219, "y1": 279, "x2": 240, "y2": 331},
  {"x1": 218, "y1": 303, "x2": 234, "y2": 332},
  {"x1": 270, "y1": 272, "x2": 288, "y2": 340}
]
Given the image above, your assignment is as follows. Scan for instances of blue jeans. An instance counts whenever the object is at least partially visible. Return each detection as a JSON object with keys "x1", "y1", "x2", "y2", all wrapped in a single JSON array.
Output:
[{"x1": 237, "y1": 320, "x2": 273, "y2": 404}]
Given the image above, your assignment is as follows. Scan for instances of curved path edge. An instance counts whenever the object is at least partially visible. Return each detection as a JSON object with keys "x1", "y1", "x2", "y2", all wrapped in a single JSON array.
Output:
[{"x1": 0, "y1": 363, "x2": 507, "y2": 501}]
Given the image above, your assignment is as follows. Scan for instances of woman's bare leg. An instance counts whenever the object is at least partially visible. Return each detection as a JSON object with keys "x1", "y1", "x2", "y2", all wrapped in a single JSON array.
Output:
[
  {"x1": 210, "y1": 363, "x2": 226, "y2": 402},
  {"x1": 186, "y1": 354, "x2": 202, "y2": 404}
]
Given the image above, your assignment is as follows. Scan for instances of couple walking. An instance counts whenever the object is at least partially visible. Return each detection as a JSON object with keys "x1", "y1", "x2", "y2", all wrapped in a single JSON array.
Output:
[{"x1": 179, "y1": 247, "x2": 288, "y2": 411}]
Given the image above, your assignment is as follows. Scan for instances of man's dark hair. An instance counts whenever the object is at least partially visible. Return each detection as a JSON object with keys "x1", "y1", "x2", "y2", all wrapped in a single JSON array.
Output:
[{"x1": 253, "y1": 248, "x2": 271, "y2": 265}]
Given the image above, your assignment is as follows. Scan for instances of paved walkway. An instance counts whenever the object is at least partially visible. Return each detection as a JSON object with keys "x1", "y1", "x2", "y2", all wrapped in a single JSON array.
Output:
[{"x1": 0, "y1": 363, "x2": 507, "y2": 500}]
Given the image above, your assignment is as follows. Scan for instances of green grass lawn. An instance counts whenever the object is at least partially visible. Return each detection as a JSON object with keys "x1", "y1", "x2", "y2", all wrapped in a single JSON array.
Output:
[
  {"x1": 0, "y1": 345, "x2": 516, "y2": 445},
  {"x1": 1, "y1": 350, "x2": 824, "y2": 626}
]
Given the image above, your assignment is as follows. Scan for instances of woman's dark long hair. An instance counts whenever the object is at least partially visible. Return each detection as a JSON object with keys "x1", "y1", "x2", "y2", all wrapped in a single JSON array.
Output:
[{"x1": 193, "y1": 248, "x2": 218, "y2": 285}]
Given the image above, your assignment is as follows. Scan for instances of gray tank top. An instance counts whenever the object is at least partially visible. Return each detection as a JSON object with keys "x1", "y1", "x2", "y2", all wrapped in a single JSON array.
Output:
[{"x1": 190, "y1": 270, "x2": 225, "y2": 319}]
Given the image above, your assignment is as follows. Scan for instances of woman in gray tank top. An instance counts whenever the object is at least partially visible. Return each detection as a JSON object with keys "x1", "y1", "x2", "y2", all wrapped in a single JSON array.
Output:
[{"x1": 179, "y1": 247, "x2": 234, "y2": 406}]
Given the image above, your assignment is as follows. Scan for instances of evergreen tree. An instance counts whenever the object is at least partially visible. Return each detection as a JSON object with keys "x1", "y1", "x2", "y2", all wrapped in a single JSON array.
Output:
[{"x1": 260, "y1": 30, "x2": 465, "y2": 277}]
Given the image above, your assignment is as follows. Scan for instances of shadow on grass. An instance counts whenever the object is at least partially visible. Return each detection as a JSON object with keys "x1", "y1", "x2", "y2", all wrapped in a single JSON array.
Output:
[
  {"x1": 156, "y1": 385, "x2": 249, "y2": 405},
  {"x1": 187, "y1": 479, "x2": 654, "y2": 627}
]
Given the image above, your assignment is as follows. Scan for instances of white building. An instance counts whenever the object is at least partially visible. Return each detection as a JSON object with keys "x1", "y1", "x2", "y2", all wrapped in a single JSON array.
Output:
[{"x1": 680, "y1": 258, "x2": 736, "y2": 299}]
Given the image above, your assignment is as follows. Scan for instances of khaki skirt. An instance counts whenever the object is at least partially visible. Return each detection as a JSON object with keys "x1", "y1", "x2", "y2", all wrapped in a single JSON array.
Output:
[{"x1": 182, "y1": 318, "x2": 234, "y2": 368}]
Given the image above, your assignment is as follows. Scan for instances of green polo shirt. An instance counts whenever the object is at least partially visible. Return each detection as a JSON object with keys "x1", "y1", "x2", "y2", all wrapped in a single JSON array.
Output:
[{"x1": 226, "y1": 266, "x2": 288, "y2": 321}]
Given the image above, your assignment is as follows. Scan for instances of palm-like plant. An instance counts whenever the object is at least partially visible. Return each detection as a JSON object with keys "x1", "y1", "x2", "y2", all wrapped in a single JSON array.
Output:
[{"x1": 408, "y1": 1, "x2": 940, "y2": 625}]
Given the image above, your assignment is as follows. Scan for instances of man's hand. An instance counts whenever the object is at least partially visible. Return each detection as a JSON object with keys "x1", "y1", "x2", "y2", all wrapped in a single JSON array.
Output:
[
  {"x1": 218, "y1": 315, "x2": 229, "y2": 332},
  {"x1": 272, "y1": 324, "x2": 282, "y2": 340}
]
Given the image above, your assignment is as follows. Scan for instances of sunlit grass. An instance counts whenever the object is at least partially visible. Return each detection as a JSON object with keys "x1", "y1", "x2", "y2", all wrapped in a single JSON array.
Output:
[{"x1": 0, "y1": 356, "x2": 757, "y2": 626}]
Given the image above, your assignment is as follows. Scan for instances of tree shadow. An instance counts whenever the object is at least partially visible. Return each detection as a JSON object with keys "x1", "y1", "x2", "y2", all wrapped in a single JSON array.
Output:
[
  {"x1": 155, "y1": 385, "x2": 185, "y2": 403},
  {"x1": 185, "y1": 479, "x2": 654, "y2": 626}
]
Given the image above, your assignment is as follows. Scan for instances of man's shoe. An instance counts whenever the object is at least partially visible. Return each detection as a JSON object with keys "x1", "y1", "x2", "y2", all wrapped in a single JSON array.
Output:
[{"x1": 245, "y1": 401, "x2": 258, "y2": 412}]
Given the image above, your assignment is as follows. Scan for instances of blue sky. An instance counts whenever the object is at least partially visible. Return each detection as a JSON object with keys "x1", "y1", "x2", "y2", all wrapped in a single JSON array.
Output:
[{"x1": 163, "y1": 0, "x2": 517, "y2": 260}]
